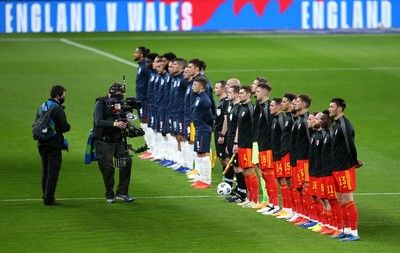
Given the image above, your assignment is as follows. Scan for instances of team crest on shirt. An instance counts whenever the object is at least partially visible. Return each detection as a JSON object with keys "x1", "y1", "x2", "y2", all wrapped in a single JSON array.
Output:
[
  {"x1": 316, "y1": 140, "x2": 320, "y2": 146},
  {"x1": 216, "y1": 109, "x2": 221, "y2": 116},
  {"x1": 195, "y1": 99, "x2": 200, "y2": 106},
  {"x1": 151, "y1": 75, "x2": 155, "y2": 82},
  {"x1": 161, "y1": 79, "x2": 164, "y2": 85},
  {"x1": 242, "y1": 111, "x2": 246, "y2": 117},
  {"x1": 137, "y1": 67, "x2": 141, "y2": 74},
  {"x1": 285, "y1": 121, "x2": 289, "y2": 127}
]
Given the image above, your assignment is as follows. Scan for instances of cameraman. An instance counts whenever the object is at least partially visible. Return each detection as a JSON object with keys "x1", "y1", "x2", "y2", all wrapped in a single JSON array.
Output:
[{"x1": 93, "y1": 82, "x2": 134, "y2": 203}]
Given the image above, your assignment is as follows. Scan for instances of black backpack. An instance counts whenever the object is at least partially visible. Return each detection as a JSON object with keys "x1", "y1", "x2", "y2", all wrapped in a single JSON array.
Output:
[{"x1": 32, "y1": 101, "x2": 58, "y2": 141}]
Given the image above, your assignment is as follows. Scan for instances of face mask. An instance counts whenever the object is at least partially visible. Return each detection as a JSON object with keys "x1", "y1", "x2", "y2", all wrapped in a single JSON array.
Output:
[{"x1": 59, "y1": 96, "x2": 65, "y2": 104}]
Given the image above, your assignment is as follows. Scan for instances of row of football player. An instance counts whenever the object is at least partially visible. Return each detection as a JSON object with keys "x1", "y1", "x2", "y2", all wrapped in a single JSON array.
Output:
[{"x1": 132, "y1": 48, "x2": 360, "y2": 242}]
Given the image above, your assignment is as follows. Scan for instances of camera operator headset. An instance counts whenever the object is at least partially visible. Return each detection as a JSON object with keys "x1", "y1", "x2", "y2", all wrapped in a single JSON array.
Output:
[{"x1": 92, "y1": 82, "x2": 135, "y2": 203}]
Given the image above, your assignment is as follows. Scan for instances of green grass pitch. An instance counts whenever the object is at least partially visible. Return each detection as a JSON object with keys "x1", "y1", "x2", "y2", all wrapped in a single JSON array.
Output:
[{"x1": 0, "y1": 32, "x2": 399, "y2": 252}]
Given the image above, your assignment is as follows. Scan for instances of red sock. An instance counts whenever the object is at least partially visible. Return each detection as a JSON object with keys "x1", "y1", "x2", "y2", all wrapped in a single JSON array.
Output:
[
  {"x1": 301, "y1": 189, "x2": 310, "y2": 218},
  {"x1": 284, "y1": 186, "x2": 292, "y2": 209},
  {"x1": 330, "y1": 199, "x2": 343, "y2": 230},
  {"x1": 295, "y1": 189, "x2": 303, "y2": 215},
  {"x1": 263, "y1": 170, "x2": 279, "y2": 206},
  {"x1": 321, "y1": 210, "x2": 327, "y2": 225},
  {"x1": 341, "y1": 204, "x2": 351, "y2": 229},
  {"x1": 312, "y1": 198, "x2": 322, "y2": 222},
  {"x1": 346, "y1": 201, "x2": 359, "y2": 230},
  {"x1": 244, "y1": 175, "x2": 251, "y2": 200},
  {"x1": 326, "y1": 210, "x2": 333, "y2": 227},
  {"x1": 290, "y1": 188, "x2": 297, "y2": 212},
  {"x1": 280, "y1": 184, "x2": 287, "y2": 208},
  {"x1": 248, "y1": 172, "x2": 259, "y2": 203}
]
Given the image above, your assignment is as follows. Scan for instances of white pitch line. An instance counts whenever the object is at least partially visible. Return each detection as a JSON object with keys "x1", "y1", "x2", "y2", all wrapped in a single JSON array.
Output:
[
  {"x1": 59, "y1": 38, "x2": 138, "y2": 67},
  {"x1": 206, "y1": 66, "x2": 400, "y2": 73},
  {"x1": 55, "y1": 39, "x2": 400, "y2": 73},
  {"x1": 2, "y1": 192, "x2": 400, "y2": 202}
]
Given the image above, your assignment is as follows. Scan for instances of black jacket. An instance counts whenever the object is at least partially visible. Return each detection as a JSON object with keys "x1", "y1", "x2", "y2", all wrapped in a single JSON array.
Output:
[{"x1": 38, "y1": 99, "x2": 70, "y2": 150}]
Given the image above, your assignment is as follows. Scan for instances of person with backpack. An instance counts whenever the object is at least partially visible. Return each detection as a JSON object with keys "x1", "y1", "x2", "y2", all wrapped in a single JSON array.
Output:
[{"x1": 34, "y1": 85, "x2": 70, "y2": 206}]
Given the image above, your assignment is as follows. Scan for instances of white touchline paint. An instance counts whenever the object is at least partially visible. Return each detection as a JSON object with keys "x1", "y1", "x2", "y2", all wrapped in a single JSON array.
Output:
[{"x1": 60, "y1": 38, "x2": 138, "y2": 67}]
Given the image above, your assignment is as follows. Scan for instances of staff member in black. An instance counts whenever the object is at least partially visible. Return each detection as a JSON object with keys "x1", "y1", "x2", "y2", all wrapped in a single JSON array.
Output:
[
  {"x1": 37, "y1": 85, "x2": 70, "y2": 206},
  {"x1": 93, "y1": 83, "x2": 134, "y2": 203}
]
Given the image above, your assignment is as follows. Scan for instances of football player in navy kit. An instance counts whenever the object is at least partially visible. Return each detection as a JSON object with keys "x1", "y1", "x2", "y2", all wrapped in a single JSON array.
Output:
[{"x1": 190, "y1": 77, "x2": 214, "y2": 189}]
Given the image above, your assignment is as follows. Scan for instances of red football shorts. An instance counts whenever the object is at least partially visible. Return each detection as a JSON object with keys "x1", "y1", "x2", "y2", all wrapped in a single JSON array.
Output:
[
  {"x1": 258, "y1": 150, "x2": 273, "y2": 170},
  {"x1": 332, "y1": 166, "x2": 357, "y2": 193},
  {"x1": 308, "y1": 176, "x2": 318, "y2": 196},
  {"x1": 281, "y1": 152, "x2": 292, "y2": 177},
  {"x1": 238, "y1": 148, "x2": 254, "y2": 169},
  {"x1": 274, "y1": 160, "x2": 283, "y2": 178},
  {"x1": 291, "y1": 166, "x2": 301, "y2": 188},
  {"x1": 293, "y1": 159, "x2": 309, "y2": 188},
  {"x1": 321, "y1": 176, "x2": 337, "y2": 200}
]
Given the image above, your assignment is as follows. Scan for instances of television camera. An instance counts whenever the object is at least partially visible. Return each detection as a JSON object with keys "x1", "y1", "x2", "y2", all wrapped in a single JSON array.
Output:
[{"x1": 107, "y1": 79, "x2": 148, "y2": 167}]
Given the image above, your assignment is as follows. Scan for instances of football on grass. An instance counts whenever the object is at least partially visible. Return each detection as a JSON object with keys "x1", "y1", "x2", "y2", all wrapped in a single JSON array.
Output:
[{"x1": 216, "y1": 182, "x2": 232, "y2": 196}]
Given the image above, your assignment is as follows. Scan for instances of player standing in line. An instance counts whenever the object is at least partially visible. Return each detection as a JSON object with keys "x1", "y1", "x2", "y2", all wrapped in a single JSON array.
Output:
[
  {"x1": 293, "y1": 95, "x2": 313, "y2": 227},
  {"x1": 150, "y1": 56, "x2": 169, "y2": 162},
  {"x1": 157, "y1": 53, "x2": 177, "y2": 165},
  {"x1": 139, "y1": 52, "x2": 159, "y2": 159},
  {"x1": 213, "y1": 80, "x2": 230, "y2": 177},
  {"x1": 306, "y1": 112, "x2": 324, "y2": 231},
  {"x1": 167, "y1": 58, "x2": 189, "y2": 172},
  {"x1": 224, "y1": 82, "x2": 247, "y2": 203},
  {"x1": 185, "y1": 59, "x2": 204, "y2": 181},
  {"x1": 276, "y1": 93, "x2": 297, "y2": 220},
  {"x1": 190, "y1": 77, "x2": 214, "y2": 188},
  {"x1": 288, "y1": 97, "x2": 302, "y2": 223},
  {"x1": 316, "y1": 110, "x2": 342, "y2": 236},
  {"x1": 234, "y1": 86, "x2": 258, "y2": 208},
  {"x1": 183, "y1": 65, "x2": 197, "y2": 179},
  {"x1": 146, "y1": 56, "x2": 163, "y2": 160},
  {"x1": 134, "y1": 47, "x2": 151, "y2": 157},
  {"x1": 254, "y1": 82, "x2": 280, "y2": 215},
  {"x1": 270, "y1": 97, "x2": 291, "y2": 218},
  {"x1": 329, "y1": 98, "x2": 362, "y2": 242},
  {"x1": 251, "y1": 76, "x2": 269, "y2": 210}
]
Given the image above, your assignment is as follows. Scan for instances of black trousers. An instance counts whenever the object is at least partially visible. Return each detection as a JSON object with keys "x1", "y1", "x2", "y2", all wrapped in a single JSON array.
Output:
[
  {"x1": 95, "y1": 140, "x2": 132, "y2": 199},
  {"x1": 38, "y1": 146, "x2": 62, "y2": 204}
]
